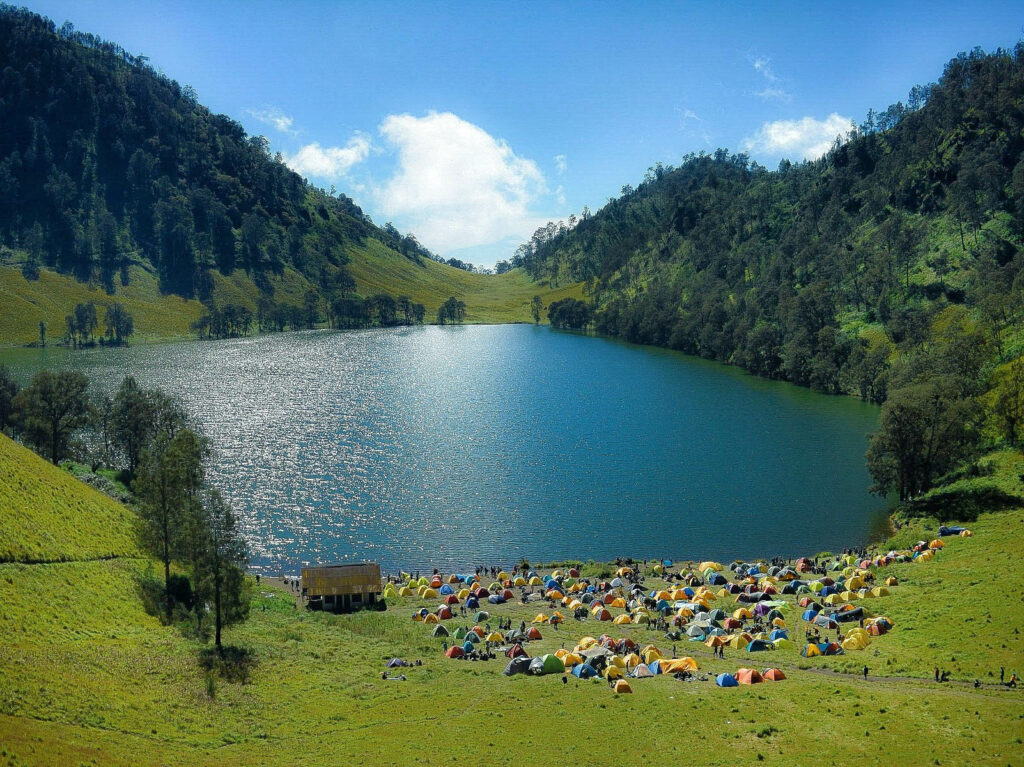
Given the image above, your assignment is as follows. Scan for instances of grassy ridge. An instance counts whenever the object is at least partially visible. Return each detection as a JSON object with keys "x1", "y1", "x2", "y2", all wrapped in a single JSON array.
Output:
[
  {"x1": 0, "y1": 264, "x2": 205, "y2": 346},
  {"x1": 0, "y1": 433, "x2": 1021, "y2": 765},
  {"x1": 0, "y1": 436, "x2": 140, "y2": 562},
  {"x1": 346, "y1": 240, "x2": 585, "y2": 324},
  {"x1": 0, "y1": 244, "x2": 584, "y2": 347}
]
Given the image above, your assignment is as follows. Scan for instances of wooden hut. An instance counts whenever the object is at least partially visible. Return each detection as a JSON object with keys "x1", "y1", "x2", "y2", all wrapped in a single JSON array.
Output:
[{"x1": 301, "y1": 563, "x2": 382, "y2": 613}]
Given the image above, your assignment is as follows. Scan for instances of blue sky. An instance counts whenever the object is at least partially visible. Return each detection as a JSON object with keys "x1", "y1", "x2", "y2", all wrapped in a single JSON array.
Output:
[{"x1": 24, "y1": 1, "x2": 1024, "y2": 266}]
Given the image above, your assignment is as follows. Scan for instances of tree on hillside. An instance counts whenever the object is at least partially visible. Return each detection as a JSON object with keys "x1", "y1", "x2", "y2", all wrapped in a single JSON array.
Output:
[
  {"x1": 103, "y1": 303, "x2": 134, "y2": 345},
  {"x1": 992, "y1": 357, "x2": 1024, "y2": 445},
  {"x1": 531, "y1": 295, "x2": 543, "y2": 324},
  {"x1": 111, "y1": 376, "x2": 187, "y2": 477},
  {"x1": 12, "y1": 369, "x2": 91, "y2": 463},
  {"x1": 0, "y1": 365, "x2": 19, "y2": 433},
  {"x1": 437, "y1": 297, "x2": 467, "y2": 325},
  {"x1": 202, "y1": 489, "x2": 250, "y2": 648},
  {"x1": 135, "y1": 427, "x2": 208, "y2": 622},
  {"x1": 73, "y1": 302, "x2": 98, "y2": 345},
  {"x1": 866, "y1": 377, "x2": 981, "y2": 501}
]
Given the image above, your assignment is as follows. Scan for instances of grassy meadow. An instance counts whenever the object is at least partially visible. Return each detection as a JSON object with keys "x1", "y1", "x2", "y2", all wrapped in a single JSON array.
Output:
[
  {"x1": 0, "y1": 243, "x2": 582, "y2": 347},
  {"x1": 0, "y1": 433, "x2": 1022, "y2": 766}
]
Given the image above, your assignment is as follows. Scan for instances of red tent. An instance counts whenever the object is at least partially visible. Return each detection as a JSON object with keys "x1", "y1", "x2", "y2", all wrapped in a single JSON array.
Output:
[
  {"x1": 445, "y1": 646, "x2": 464, "y2": 658},
  {"x1": 526, "y1": 626, "x2": 543, "y2": 640}
]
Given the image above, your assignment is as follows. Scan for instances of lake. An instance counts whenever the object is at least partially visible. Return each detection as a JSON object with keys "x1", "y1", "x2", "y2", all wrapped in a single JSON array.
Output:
[{"x1": 1, "y1": 325, "x2": 887, "y2": 574}]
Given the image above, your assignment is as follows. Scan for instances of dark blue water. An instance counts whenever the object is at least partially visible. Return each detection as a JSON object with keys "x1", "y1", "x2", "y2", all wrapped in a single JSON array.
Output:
[{"x1": 1, "y1": 325, "x2": 885, "y2": 573}]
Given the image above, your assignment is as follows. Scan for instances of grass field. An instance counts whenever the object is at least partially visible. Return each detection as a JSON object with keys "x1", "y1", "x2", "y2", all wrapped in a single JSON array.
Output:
[
  {"x1": 0, "y1": 242, "x2": 583, "y2": 346},
  {"x1": 0, "y1": 433, "x2": 1022, "y2": 766}
]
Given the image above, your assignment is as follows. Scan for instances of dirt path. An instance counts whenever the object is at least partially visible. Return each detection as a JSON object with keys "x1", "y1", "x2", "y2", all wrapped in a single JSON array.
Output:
[{"x1": 803, "y1": 666, "x2": 1015, "y2": 690}]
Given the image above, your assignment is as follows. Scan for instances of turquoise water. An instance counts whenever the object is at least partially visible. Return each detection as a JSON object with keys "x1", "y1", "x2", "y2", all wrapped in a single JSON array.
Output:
[{"x1": 1, "y1": 325, "x2": 886, "y2": 573}]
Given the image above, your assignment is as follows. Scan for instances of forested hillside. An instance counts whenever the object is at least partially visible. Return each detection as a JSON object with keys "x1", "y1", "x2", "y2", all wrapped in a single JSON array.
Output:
[
  {"x1": 516, "y1": 45, "x2": 1024, "y2": 503},
  {"x1": 0, "y1": 6, "x2": 575, "y2": 341}
]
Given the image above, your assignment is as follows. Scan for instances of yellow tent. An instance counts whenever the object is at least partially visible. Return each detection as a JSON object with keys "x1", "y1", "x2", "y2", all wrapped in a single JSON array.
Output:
[
  {"x1": 842, "y1": 633, "x2": 871, "y2": 651},
  {"x1": 382, "y1": 586, "x2": 397, "y2": 598},
  {"x1": 772, "y1": 617, "x2": 787, "y2": 628},
  {"x1": 616, "y1": 567, "x2": 633, "y2": 576},
  {"x1": 676, "y1": 607, "x2": 694, "y2": 619},
  {"x1": 613, "y1": 614, "x2": 633, "y2": 625},
  {"x1": 610, "y1": 597, "x2": 627, "y2": 608},
  {"x1": 529, "y1": 576, "x2": 543, "y2": 586},
  {"x1": 603, "y1": 665, "x2": 623, "y2": 680},
  {"x1": 532, "y1": 614, "x2": 549, "y2": 623},
  {"x1": 733, "y1": 608, "x2": 753, "y2": 620},
  {"x1": 823, "y1": 594, "x2": 845, "y2": 606},
  {"x1": 651, "y1": 564, "x2": 663, "y2": 574},
  {"x1": 699, "y1": 561, "x2": 723, "y2": 572},
  {"x1": 563, "y1": 652, "x2": 583, "y2": 667},
  {"x1": 803, "y1": 643, "x2": 822, "y2": 657},
  {"x1": 642, "y1": 646, "x2": 663, "y2": 664},
  {"x1": 421, "y1": 588, "x2": 439, "y2": 599},
  {"x1": 417, "y1": 576, "x2": 429, "y2": 587},
  {"x1": 661, "y1": 657, "x2": 698, "y2": 673},
  {"x1": 772, "y1": 638, "x2": 791, "y2": 650},
  {"x1": 513, "y1": 576, "x2": 526, "y2": 586},
  {"x1": 576, "y1": 636, "x2": 598, "y2": 650},
  {"x1": 398, "y1": 586, "x2": 413, "y2": 597},
  {"x1": 497, "y1": 571, "x2": 509, "y2": 581},
  {"x1": 609, "y1": 654, "x2": 626, "y2": 669},
  {"x1": 717, "y1": 588, "x2": 731, "y2": 598},
  {"x1": 423, "y1": 613, "x2": 439, "y2": 624},
  {"x1": 885, "y1": 577, "x2": 898, "y2": 586},
  {"x1": 870, "y1": 587, "x2": 889, "y2": 597},
  {"x1": 624, "y1": 652, "x2": 641, "y2": 668},
  {"x1": 613, "y1": 679, "x2": 632, "y2": 694}
]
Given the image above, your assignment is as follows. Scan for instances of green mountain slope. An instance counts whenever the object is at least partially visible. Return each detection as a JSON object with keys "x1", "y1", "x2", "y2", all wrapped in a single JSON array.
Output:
[
  {"x1": 0, "y1": 6, "x2": 576, "y2": 344},
  {"x1": 518, "y1": 46, "x2": 1024, "y2": 397},
  {"x1": 0, "y1": 434, "x2": 140, "y2": 562}
]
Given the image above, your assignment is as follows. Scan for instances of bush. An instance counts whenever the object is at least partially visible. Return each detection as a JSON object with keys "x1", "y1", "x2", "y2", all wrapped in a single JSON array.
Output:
[{"x1": 904, "y1": 480, "x2": 1022, "y2": 521}]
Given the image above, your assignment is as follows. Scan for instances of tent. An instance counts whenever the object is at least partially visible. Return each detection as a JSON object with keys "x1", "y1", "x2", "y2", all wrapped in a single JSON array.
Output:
[
  {"x1": 431, "y1": 624, "x2": 450, "y2": 637},
  {"x1": 439, "y1": 584, "x2": 454, "y2": 595},
  {"x1": 488, "y1": 595, "x2": 506, "y2": 605},
  {"x1": 801, "y1": 644, "x2": 822, "y2": 657},
  {"x1": 735, "y1": 667, "x2": 764, "y2": 684},
  {"x1": 762, "y1": 668, "x2": 786, "y2": 681},
  {"x1": 716, "y1": 673, "x2": 739, "y2": 687},
  {"x1": 613, "y1": 679, "x2": 632, "y2": 693},
  {"x1": 486, "y1": 632, "x2": 504, "y2": 642},
  {"x1": 614, "y1": 615, "x2": 633, "y2": 625},
  {"x1": 527, "y1": 626, "x2": 543, "y2": 640},
  {"x1": 436, "y1": 606, "x2": 452, "y2": 620},
  {"x1": 423, "y1": 613, "x2": 440, "y2": 625},
  {"x1": 746, "y1": 639, "x2": 773, "y2": 652},
  {"x1": 630, "y1": 663, "x2": 655, "y2": 678},
  {"x1": 571, "y1": 663, "x2": 598, "y2": 679},
  {"x1": 465, "y1": 597, "x2": 479, "y2": 609},
  {"x1": 528, "y1": 654, "x2": 565, "y2": 676},
  {"x1": 768, "y1": 629, "x2": 788, "y2": 642},
  {"x1": 602, "y1": 665, "x2": 623, "y2": 680},
  {"x1": 445, "y1": 646, "x2": 465, "y2": 658},
  {"x1": 387, "y1": 658, "x2": 409, "y2": 668},
  {"x1": 503, "y1": 656, "x2": 531, "y2": 675},
  {"x1": 444, "y1": 594, "x2": 459, "y2": 605},
  {"x1": 505, "y1": 643, "x2": 528, "y2": 659},
  {"x1": 593, "y1": 608, "x2": 612, "y2": 621},
  {"x1": 661, "y1": 657, "x2": 698, "y2": 673}
]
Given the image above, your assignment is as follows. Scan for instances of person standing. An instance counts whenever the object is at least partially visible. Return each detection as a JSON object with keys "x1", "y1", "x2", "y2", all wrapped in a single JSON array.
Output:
[{"x1": 863, "y1": 665, "x2": 868, "y2": 680}]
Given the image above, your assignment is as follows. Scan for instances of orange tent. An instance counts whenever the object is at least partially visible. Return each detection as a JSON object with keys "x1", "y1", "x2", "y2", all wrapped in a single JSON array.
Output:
[
  {"x1": 527, "y1": 626, "x2": 543, "y2": 640},
  {"x1": 613, "y1": 679, "x2": 632, "y2": 694},
  {"x1": 763, "y1": 668, "x2": 786, "y2": 681},
  {"x1": 735, "y1": 668, "x2": 764, "y2": 685}
]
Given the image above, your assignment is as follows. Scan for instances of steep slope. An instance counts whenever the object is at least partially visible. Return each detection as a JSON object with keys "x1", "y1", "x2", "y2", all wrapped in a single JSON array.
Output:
[
  {"x1": 0, "y1": 7, "x2": 576, "y2": 344},
  {"x1": 519, "y1": 46, "x2": 1024, "y2": 398},
  {"x1": 0, "y1": 434, "x2": 140, "y2": 562}
]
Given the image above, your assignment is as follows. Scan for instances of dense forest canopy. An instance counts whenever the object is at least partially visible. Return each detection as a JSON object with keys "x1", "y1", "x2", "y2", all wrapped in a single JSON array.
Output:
[
  {"x1": 515, "y1": 45, "x2": 1023, "y2": 392},
  {"x1": 0, "y1": 5, "x2": 441, "y2": 306}
]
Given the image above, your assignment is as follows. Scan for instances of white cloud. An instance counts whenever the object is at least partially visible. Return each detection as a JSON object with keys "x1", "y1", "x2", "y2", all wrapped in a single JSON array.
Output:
[
  {"x1": 284, "y1": 135, "x2": 372, "y2": 179},
  {"x1": 750, "y1": 56, "x2": 792, "y2": 102},
  {"x1": 374, "y1": 111, "x2": 548, "y2": 252},
  {"x1": 742, "y1": 113, "x2": 854, "y2": 161},
  {"x1": 755, "y1": 87, "x2": 792, "y2": 104},
  {"x1": 248, "y1": 107, "x2": 297, "y2": 135},
  {"x1": 554, "y1": 154, "x2": 567, "y2": 175}
]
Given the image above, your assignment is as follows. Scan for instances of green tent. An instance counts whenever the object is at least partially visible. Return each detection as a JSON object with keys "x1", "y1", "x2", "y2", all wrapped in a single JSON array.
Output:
[
  {"x1": 474, "y1": 610, "x2": 489, "y2": 622},
  {"x1": 431, "y1": 624, "x2": 450, "y2": 637}
]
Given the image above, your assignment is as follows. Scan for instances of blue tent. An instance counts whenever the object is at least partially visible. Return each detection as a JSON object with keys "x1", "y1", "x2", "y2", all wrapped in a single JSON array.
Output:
[
  {"x1": 439, "y1": 584, "x2": 454, "y2": 595},
  {"x1": 648, "y1": 660, "x2": 664, "y2": 674},
  {"x1": 488, "y1": 595, "x2": 506, "y2": 604},
  {"x1": 820, "y1": 585, "x2": 838, "y2": 597},
  {"x1": 716, "y1": 673, "x2": 739, "y2": 687},
  {"x1": 663, "y1": 560, "x2": 673, "y2": 567},
  {"x1": 708, "y1": 574, "x2": 727, "y2": 585},
  {"x1": 769, "y1": 629, "x2": 789, "y2": 642},
  {"x1": 571, "y1": 663, "x2": 598, "y2": 679},
  {"x1": 938, "y1": 525, "x2": 966, "y2": 536},
  {"x1": 462, "y1": 640, "x2": 474, "y2": 653},
  {"x1": 802, "y1": 609, "x2": 818, "y2": 621},
  {"x1": 465, "y1": 597, "x2": 479, "y2": 609},
  {"x1": 746, "y1": 639, "x2": 773, "y2": 652}
]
